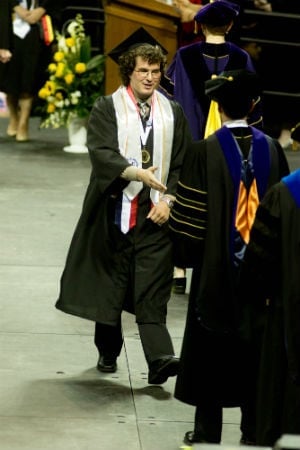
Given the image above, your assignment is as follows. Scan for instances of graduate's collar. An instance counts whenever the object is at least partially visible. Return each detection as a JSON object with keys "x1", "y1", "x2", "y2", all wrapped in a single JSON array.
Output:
[
  {"x1": 127, "y1": 86, "x2": 152, "y2": 108},
  {"x1": 223, "y1": 119, "x2": 248, "y2": 128},
  {"x1": 136, "y1": 96, "x2": 152, "y2": 104}
]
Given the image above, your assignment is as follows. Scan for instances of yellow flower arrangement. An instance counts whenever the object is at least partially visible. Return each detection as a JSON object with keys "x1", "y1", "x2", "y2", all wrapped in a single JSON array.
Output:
[{"x1": 38, "y1": 14, "x2": 105, "y2": 128}]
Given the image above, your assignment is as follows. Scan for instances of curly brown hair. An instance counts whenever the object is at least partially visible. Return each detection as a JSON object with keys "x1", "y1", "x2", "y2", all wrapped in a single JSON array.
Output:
[{"x1": 118, "y1": 44, "x2": 167, "y2": 86}]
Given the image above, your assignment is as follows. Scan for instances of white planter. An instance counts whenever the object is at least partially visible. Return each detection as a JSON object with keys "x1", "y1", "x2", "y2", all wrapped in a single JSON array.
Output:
[{"x1": 63, "y1": 116, "x2": 88, "y2": 153}]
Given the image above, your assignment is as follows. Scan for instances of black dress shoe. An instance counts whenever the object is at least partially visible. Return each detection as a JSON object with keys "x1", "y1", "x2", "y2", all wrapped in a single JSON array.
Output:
[
  {"x1": 184, "y1": 431, "x2": 207, "y2": 445},
  {"x1": 97, "y1": 355, "x2": 117, "y2": 373},
  {"x1": 240, "y1": 435, "x2": 256, "y2": 446},
  {"x1": 172, "y1": 277, "x2": 186, "y2": 295},
  {"x1": 148, "y1": 356, "x2": 179, "y2": 384}
]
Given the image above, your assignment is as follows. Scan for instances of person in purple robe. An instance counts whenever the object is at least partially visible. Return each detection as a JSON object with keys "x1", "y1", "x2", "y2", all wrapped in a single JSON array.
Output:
[
  {"x1": 165, "y1": 0, "x2": 262, "y2": 141},
  {"x1": 164, "y1": 0, "x2": 263, "y2": 293}
]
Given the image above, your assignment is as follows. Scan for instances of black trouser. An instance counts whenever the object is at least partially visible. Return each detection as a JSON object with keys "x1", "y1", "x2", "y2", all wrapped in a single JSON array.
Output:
[
  {"x1": 193, "y1": 401, "x2": 256, "y2": 443},
  {"x1": 94, "y1": 321, "x2": 175, "y2": 366}
]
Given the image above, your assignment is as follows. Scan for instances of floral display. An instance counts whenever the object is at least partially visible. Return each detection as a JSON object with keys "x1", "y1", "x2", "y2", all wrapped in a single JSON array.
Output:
[{"x1": 38, "y1": 14, "x2": 105, "y2": 128}]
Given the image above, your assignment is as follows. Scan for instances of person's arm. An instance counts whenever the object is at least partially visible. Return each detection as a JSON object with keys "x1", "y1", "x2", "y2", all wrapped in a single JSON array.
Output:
[
  {"x1": 0, "y1": 0, "x2": 18, "y2": 61},
  {"x1": 121, "y1": 165, "x2": 167, "y2": 193},
  {"x1": 13, "y1": 4, "x2": 29, "y2": 19},
  {"x1": 239, "y1": 185, "x2": 281, "y2": 303},
  {"x1": 253, "y1": 0, "x2": 272, "y2": 11},
  {"x1": 26, "y1": 7, "x2": 46, "y2": 24},
  {"x1": 173, "y1": 0, "x2": 203, "y2": 22},
  {"x1": 169, "y1": 139, "x2": 207, "y2": 267},
  {"x1": 26, "y1": 0, "x2": 62, "y2": 24}
]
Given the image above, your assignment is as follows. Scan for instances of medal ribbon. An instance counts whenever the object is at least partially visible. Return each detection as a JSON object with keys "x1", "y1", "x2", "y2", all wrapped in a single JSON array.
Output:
[{"x1": 127, "y1": 86, "x2": 153, "y2": 151}]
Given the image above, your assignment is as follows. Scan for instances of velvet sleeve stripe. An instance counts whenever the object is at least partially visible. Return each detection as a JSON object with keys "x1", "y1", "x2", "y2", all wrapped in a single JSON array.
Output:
[
  {"x1": 169, "y1": 181, "x2": 207, "y2": 240},
  {"x1": 176, "y1": 181, "x2": 207, "y2": 206}
]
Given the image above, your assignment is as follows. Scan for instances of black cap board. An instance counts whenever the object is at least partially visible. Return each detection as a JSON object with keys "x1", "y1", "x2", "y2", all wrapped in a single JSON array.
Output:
[
  {"x1": 194, "y1": 0, "x2": 240, "y2": 26},
  {"x1": 205, "y1": 69, "x2": 260, "y2": 104},
  {"x1": 108, "y1": 27, "x2": 168, "y2": 64}
]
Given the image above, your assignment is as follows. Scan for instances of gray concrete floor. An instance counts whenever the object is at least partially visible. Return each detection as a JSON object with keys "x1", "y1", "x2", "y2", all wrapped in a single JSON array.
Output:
[{"x1": 0, "y1": 116, "x2": 299, "y2": 450}]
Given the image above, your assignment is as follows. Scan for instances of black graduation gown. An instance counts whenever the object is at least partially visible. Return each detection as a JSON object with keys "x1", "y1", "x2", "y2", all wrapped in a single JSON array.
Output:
[
  {"x1": 0, "y1": 0, "x2": 18, "y2": 89},
  {"x1": 165, "y1": 42, "x2": 258, "y2": 140},
  {"x1": 1, "y1": 0, "x2": 62, "y2": 96},
  {"x1": 56, "y1": 94, "x2": 191, "y2": 325},
  {"x1": 170, "y1": 126, "x2": 289, "y2": 407},
  {"x1": 240, "y1": 171, "x2": 300, "y2": 445},
  {"x1": 0, "y1": 0, "x2": 17, "y2": 49}
]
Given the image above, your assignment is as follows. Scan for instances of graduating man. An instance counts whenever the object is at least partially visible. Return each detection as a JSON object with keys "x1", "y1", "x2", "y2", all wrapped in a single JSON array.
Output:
[
  {"x1": 169, "y1": 69, "x2": 289, "y2": 445},
  {"x1": 56, "y1": 28, "x2": 192, "y2": 385}
]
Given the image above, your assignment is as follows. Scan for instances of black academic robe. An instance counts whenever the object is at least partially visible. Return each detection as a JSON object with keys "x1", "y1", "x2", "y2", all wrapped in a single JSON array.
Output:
[
  {"x1": 1, "y1": 0, "x2": 62, "y2": 96},
  {"x1": 240, "y1": 170, "x2": 300, "y2": 445},
  {"x1": 165, "y1": 42, "x2": 257, "y2": 140},
  {"x1": 0, "y1": 0, "x2": 18, "y2": 88},
  {"x1": 0, "y1": 0, "x2": 17, "y2": 50},
  {"x1": 170, "y1": 126, "x2": 289, "y2": 407},
  {"x1": 56, "y1": 94, "x2": 191, "y2": 325}
]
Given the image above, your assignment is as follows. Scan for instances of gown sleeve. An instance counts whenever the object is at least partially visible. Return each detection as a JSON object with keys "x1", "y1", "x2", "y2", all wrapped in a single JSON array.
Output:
[
  {"x1": 87, "y1": 95, "x2": 131, "y2": 195},
  {"x1": 240, "y1": 184, "x2": 281, "y2": 302},
  {"x1": 165, "y1": 101, "x2": 193, "y2": 196},
  {"x1": 169, "y1": 140, "x2": 207, "y2": 267}
]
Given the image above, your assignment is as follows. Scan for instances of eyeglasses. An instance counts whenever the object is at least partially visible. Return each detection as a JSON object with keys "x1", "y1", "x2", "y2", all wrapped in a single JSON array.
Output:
[{"x1": 134, "y1": 69, "x2": 161, "y2": 79}]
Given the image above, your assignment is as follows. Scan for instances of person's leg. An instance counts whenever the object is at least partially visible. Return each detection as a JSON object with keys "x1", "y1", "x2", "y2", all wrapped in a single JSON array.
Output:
[
  {"x1": 138, "y1": 323, "x2": 174, "y2": 363},
  {"x1": 6, "y1": 94, "x2": 19, "y2": 137},
  {"x1": 240, "y1": 333, "x2": 261, "y2": 445},
  {"x1": 240, "y1": 402, "x2": 256, "y2": 445},
  {"x1": 17, "y1": 95, "x2": 33, "y2": 141},
  {"x1": 184, "y1": 403, "x2": 222, "y2": 444},
  {"x1": 173, "y1": 266, "x2": 186, "y2": 295},
  {"x1": 94, "y1": 320, "x2": 123, "y2": 373},
  {"x1": 138, "y1": 323, "x2": 179, "y2": 384}
]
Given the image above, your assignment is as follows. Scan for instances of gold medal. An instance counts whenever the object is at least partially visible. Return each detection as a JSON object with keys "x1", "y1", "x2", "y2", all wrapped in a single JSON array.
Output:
[{"x1": 141, "y1": 148, "x2": 151, "y2": 164}]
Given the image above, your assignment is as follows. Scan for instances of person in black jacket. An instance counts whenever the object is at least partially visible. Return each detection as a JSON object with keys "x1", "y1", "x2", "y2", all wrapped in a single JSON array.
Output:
[
  {"x1": 169, "y1": 69, "x2": 289, "y2": 446},
  {"x1": 1, "y1": 0, "x2": 62, "y2": 141},
  {"x1": 56, "y1": 28, "x2": 192, "y2": 385},
  {"x1": 238, "y1": 123, "x2": 300, "y2": 445},
  {"x1": 0, "y1": 0, "x2": 18, "y2": 63}
]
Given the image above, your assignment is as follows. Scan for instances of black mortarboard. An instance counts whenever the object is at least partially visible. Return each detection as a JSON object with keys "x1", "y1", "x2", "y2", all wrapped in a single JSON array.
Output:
[
  {"x1": 194, "y1": 0, "x2": 240, "y2": 26},
  {"x1": 108, "y1": 27, "x2": 168, "y2": 64},
  {"x1": 205, "y1": 69, "x2": 260, "y2": 104},
  {"x1": 205, "y1": 69, "x2": 260, "y2": 117},
  {"x1": 291, "y1": 122, "x2": 300, "y2": 143}
]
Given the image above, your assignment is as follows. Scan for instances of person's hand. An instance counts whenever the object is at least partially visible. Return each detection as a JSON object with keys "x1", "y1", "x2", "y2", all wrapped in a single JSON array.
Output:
[
  {"x1": 137, "y1": 166, "x2": 167, "y2": 193},
  {"x1": 147, "y1": 200, "x2": 170, "y2": 226},
  {"x1": 254, "y1": 0, "x2": 272, "y2": 12},
  {"x1": 173, "y1": 0, "x2": 191, "y2": 7},
  {"x1": 26, "y1": 7, "x2": 46, "y2": 24},
  {"x1": 0, "y1": 49, "x2": 12, "y2": 63},
  {"x1": 14, "y1": 5, "x2": 31, "y2": 21},
  {"x1": 173, "y1": 0, "x2": 202, "y2": 23}
]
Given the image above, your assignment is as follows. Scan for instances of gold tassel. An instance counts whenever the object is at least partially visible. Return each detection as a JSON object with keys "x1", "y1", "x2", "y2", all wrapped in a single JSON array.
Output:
[
  {"x1": 204, "y1": 100, "x2": 221, "y2": 138},
  {"x1": 194, "y1": 20, "x2": 198, "y2": 34}
]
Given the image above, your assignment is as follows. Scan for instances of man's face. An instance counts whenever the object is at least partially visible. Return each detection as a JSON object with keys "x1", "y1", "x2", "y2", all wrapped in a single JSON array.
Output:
[{"x1": 129, "y1": 56, "x2": 161, "y2": 100}]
